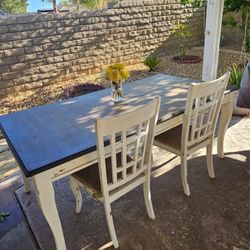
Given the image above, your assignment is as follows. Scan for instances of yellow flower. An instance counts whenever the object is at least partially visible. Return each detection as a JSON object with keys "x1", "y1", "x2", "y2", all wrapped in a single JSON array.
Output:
[{"x1": 104, "y1": 63, "x2": 129, "y2": 83}]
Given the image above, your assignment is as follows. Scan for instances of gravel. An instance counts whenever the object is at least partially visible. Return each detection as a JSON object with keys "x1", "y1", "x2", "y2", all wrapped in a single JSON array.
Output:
[{"x1": 0, "y1": 49, "x2": 241, "y2": 115}]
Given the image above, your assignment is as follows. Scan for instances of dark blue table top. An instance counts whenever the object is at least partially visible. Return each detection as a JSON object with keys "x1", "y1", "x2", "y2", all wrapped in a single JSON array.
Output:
[{"x1": 0, "y1": 74, "x2": 206, "y2": 177}]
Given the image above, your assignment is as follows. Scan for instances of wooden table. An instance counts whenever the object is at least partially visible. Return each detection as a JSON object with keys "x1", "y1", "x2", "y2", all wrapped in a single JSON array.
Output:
[{"x1": 0, "y1": 74, "x2": 236, "y2": 250}]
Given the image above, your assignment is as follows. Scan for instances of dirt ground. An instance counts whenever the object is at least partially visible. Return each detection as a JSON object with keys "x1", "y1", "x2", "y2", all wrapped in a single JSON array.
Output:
[{"x1": 0, "y1": 48, "x2": 242, "y2": 115}]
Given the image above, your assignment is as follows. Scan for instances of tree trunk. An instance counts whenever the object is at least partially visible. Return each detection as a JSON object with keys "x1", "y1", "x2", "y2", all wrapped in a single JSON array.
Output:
[{"x1": 53, "y1": 0, "x2": 57, "y2": 12}]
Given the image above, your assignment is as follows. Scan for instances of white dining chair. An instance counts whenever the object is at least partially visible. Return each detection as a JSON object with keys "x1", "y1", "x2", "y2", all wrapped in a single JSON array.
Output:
[
  {"x1": 70, "y1": 97, "x2": 161, "y2": 248},
  {"x1": 154, "y1": 72, "x2": 230, "y2": 196}
]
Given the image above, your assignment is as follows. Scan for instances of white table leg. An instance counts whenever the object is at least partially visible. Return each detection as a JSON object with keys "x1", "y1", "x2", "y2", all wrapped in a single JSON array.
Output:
[
  {"x1": 217, "y1": 93, "x2": 235, "y2": 158},
  {"x1": 20, "y1": 168, "x2": 31, "y2": 193},
  {"x1": 33, "y1": 173, "x2": 66, "y2": 250}
]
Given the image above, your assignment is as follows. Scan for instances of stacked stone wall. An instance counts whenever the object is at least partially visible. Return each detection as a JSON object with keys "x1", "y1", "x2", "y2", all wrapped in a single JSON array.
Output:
[{"x1": 0, "y1": 0, "x2": 204, "y2": 96}]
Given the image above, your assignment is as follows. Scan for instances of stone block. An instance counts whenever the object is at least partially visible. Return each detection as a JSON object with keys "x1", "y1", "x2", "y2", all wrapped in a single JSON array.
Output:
[
  {"x1": 8, "y1": 24, "x2": 29, "y2": 32},
  {"x1": 0, "y1": 80, "x2": 14, "y2": 89},
  {"x1": 61, "y1": 41, "x2": 77, "y2": 48},
  {"x1": 39, "y1": 64, "x2": 58, "y2": 73},
  {"x1": 16, "y1": 14, "x2": 38, "y2": 24},
  {"x1": 29, "y1": 59, "x2": 47, "y2": 67},
  {"x1": 25, "y1": 46, "x2": 43, "y2": 54},
  {"x1": 24, "y1": 81, "x2": 44, "y2": 90},
  {"x1": 23, "y1": 67, "x2": 41, "y2": 75},
  {"x1": 28, "y1": 22, "x2": 44, "y2": 30},
  {"x1": 32, "y1": 37, "x2": 51, "y2": 45},
  {"x1": 31, "y1": 73, "x2": 50, "y2": 81},
  {"x1": 36, "y1": 51, "x2": 54, "y2": 59},
  {"x1": 0, "y1": 15, "x2": 16, "y2": 25},
  {"x1": 0, "y1": 26, "x2": 9, "y2": 34},
  {"x1": 2, "y1": 71, "x2": 22, "y2": 80},
  {"x1": 13, "y1": 39, "x2": 32, "y2": 48},
  {"x1": 18, "y1": 54, "x2": 37, "y2": 63},
  {"x1": 13, "y1": 76, "x2": 32, "y2": 85},
  {"x1": 47, "y1": 56, "x2": 64, "y2": 64},
  {"x1": 4, "y1": 48, "x2": 25, "y2": 57},
  {"x1": 10, "y1": 63, "x2": 29, "y2": 71},
  {"x1": 43, "y1": 43, "x2": 61, "y2": 51},
  {"x1": 0, "y1": 33, "x2": 22, "y2": 42},
  {"x1": 0, "y1": 65, "x2": 10, "y2": 73},
  {"x1": 0, "y1": 56, "x2": 18, "y2": 66},
  {"x1": 0, "y1": 42, "x2": 13, "y2": 50},
  {"x1": 53, "y1": 48, "x2": 70, "y2": 56}
]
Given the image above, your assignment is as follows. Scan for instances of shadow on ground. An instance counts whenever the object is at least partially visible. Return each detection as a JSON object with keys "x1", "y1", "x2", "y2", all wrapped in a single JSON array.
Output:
[{"x1": 1, "y1": 117, "x2": 250, "y2": 250}]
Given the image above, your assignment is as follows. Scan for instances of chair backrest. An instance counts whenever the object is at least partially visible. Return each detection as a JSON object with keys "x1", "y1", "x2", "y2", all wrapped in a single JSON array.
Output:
[
  {"x1": 95, "y1": 97, "x2": 161, "y2": 195},
  {"x1": 182, "y1": 72, "x2": 230, "y2": 150}
]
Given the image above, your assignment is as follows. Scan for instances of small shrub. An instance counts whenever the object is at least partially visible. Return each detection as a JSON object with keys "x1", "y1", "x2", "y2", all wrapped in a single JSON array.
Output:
[
  {"x1": 143, "y1": 56, "x2": 162, "y2": 72},
  {"x1": 229, "y1": 64, "x2": 244, "y2": 87},
  {"x1": 246, "y1": 32, "x2": 250, "y2": 52},
  {"x1": 174, "y1": 24, "x2": 193, "y2": 56},
  {"x1": 222, "y1": 14, "x2": 237, "y2": 28},
  {"x1": 61, "y1": 82, "x2": 105, "y2": 99}
]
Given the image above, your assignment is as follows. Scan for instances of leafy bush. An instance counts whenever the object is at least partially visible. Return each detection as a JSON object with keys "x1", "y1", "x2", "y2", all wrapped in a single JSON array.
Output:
[
  {"x1": 246, "y1": 32, "x2": 250, "y2": 52},
  {"x1": 222, "y1": 14, "x2": 237, "y2": 27},
  {"x1": 61, "y1": 82, "x2": 105, "y2": 99},
  {"x1": 174, "y1": 24, "x2": 193, "y2": 56},
  {"x1": 229, "y1": 64, "x2": 244, "y2": 87},
  {"x1": 143, "y1": 56, "x2": 162, "y2": 72},
  {"x1": 181, "y1": 0, "x2": 245, "y2": 11}
]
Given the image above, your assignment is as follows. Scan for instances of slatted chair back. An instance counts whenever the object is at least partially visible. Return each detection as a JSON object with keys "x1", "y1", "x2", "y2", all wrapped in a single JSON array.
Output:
[
  {"x1": 182, "y1": 72, "x2": 230, "y2": 150},
  {"x1": 95, "y1": 97, "x2": 160, "y2": 195}
]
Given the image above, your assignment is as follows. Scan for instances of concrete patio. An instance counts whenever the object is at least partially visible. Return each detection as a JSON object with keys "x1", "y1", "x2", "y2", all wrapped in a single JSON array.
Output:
[{"x1": 0, "y1": 115, "x2": 249, "y2": 250}]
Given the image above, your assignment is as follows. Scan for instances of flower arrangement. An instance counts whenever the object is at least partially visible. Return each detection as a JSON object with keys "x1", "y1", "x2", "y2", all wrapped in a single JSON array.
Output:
[{"x1": 101, "y1": 63, "x2": 130, "y2": 102}]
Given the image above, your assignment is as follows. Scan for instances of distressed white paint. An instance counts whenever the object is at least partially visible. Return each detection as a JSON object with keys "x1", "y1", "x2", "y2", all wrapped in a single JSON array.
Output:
[{"x1": 202, "y1": 0, "x2": 225, "y2": 81}]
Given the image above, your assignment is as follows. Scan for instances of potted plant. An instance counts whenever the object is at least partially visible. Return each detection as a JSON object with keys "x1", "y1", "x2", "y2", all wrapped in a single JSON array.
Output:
[{"x1": 101, "y1": 63, "x2": 130, "y2": 103}]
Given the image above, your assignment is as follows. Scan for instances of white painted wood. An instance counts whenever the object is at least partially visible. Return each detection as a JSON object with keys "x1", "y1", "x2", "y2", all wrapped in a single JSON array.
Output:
[
  {"x1": 202, "y1": 0, "x2": 225, "y2": 81},
  {"x1": 70, "y1": 177, "x2": 82, "y2": 214},
  {"x1": 180, "y1": 153, "x2": 190, "y2": 196},
  {"x1": 71, "y1": 97, "x2": 161, "y2": 248},
  {"x1": 217, "y1": 91, "x2": 235, "y2": 158},
  {"x1": 20, "y1": 167, "x2": 31, "y2": 193},
  {"x1": 154, "y1": 73, "x2": 230, "y2": 195},
  {"x1": 33, "y1": 173, "x2": 66, "y2": 250},
  {"x1": 143, "y1": 154, "x2": 155, "y2": 219},
  {"x1": 206, "y1": 141, "x2": 215, "y2": 178},
  {"x1": 24, "y1": 90, "x2": 235, "y2": 249}
]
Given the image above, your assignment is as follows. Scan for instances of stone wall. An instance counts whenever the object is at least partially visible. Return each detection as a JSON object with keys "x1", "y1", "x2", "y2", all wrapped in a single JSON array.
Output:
[{"x1": 0, "y1": 0, "x2": 204, "y2": 97}]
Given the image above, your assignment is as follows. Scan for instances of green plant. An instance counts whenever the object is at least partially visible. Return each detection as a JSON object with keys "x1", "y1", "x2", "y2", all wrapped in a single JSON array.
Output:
[
  {"x1": 229, "y1": 64, "x2": 244, "y2": 87},
  {"x1": 0, "y1": 212, "x2": 10, "y2": 223},
  {"x1": 174, "y1": 24, "x2": 193, "y2": 56},
  {"x1": 64, "y1": 0, "x2": 110, "y2": 10},
  {"x1": 0, "y1": 0, "x2": 27, "y2": 14},
  {"x1": 143, "y1": 56, "x2": 162, "y2": 72},
  {"x1": 246, "y1": 32, "x2": 250, "y2": 52},
  {"x1": 181, "y1": 0, "x2": 246, "y2": 11},
  {"x1": 222, "y1": 14, "x2": 238, "y2": 27}
]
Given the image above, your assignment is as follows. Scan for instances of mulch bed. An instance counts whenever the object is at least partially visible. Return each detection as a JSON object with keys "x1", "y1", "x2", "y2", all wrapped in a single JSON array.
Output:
[{"x1": 172, "y1": 55, "x2": 202, "y2": 64}]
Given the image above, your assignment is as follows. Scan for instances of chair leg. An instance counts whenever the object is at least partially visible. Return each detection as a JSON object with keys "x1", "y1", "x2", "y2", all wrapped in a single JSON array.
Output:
[
  {"x1": 103, "y1": 202, "x2": 119, "y2": 248},
  {"x1": 70, "y1": 177, "x2": 82, "y2": 214},
  {"x1": 206, "y1": 143, "x2": 215, "y2": 178},
  {"x1": 143, "y1": 171, "x2": 155, "y2": 220},
  {"x1": 180, "y1": 155, "x2": 190, "y2": 196}
]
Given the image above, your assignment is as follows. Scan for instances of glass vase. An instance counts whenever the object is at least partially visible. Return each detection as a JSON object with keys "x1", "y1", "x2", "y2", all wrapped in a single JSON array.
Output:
[{"x1": 111, "y1": 82, "x2": 124, "y2": 103}]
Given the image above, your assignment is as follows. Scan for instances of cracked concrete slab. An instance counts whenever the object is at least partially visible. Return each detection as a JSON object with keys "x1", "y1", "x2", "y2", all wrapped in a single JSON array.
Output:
[{"x1": 10, "y1": 116, "x2": 250, "y2": 250}]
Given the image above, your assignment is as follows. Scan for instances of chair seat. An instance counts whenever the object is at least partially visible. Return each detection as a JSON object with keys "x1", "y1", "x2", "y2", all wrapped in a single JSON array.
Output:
[
  {"x1": 154, "y1": 125, "x2": 210, "y2": 155},
  {"x1": 71, "y1": 153, "x2": 134, "y2": 199}
]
